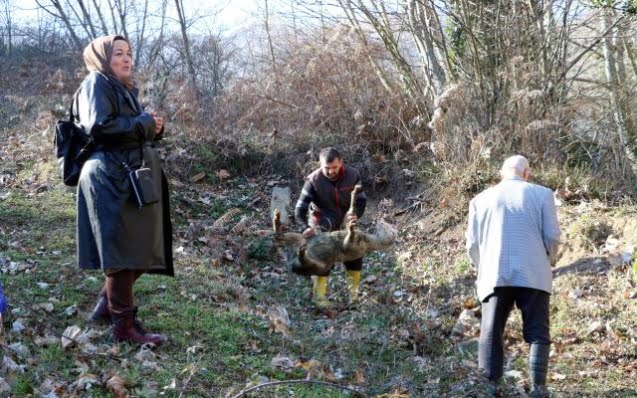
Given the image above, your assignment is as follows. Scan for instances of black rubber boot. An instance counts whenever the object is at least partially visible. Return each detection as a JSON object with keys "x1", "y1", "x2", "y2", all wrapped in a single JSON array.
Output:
[{"x1": 529, "y1": 343, "x2": 550, "y2": 398}]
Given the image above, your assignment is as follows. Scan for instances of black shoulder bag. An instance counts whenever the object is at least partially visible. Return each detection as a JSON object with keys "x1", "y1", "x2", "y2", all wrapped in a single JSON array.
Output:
[
  {"x1": 53, "y1": 89, "x2": 94, "y2": 186},
  {"x1": 122, "y1": 150, "x2": 160, "y2": 210}
]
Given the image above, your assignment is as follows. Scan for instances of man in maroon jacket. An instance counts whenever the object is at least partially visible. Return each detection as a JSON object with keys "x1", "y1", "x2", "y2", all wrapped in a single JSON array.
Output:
[{"x1": 294, "y1": 147, "x2": 367, "y2": 306}]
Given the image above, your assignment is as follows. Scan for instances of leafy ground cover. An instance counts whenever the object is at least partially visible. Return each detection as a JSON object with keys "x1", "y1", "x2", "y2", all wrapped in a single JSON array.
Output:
[{"x1": 1, "y1": 93, "x2": 637, "y2": 397}]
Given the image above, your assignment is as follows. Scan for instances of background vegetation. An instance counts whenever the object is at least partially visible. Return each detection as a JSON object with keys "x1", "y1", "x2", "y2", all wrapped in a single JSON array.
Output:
[{"x1": 1, "y1": 0, "x2": 637, "y2": 397}]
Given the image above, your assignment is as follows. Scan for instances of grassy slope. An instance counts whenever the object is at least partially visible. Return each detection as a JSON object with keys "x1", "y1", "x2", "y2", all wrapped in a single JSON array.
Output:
[{"x1": 2, "y1": 88, "x2": 637, "y2": 398}]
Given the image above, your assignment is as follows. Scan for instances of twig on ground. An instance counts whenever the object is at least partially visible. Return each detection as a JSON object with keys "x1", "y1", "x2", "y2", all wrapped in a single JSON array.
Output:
[{"x1": 230, "y1": 379, "x2": 368, "y2": 398}]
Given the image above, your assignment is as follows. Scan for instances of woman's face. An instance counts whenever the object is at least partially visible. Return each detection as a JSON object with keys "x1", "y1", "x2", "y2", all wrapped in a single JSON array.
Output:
[{"x1": 110, "y1": 40, "x2": 132, "y2": 82}]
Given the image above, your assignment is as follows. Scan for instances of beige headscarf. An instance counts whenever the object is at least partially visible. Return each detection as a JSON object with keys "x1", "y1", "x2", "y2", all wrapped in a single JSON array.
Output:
[{"x1": 83, "y1": 35, "x2": 134, "y2": 90}]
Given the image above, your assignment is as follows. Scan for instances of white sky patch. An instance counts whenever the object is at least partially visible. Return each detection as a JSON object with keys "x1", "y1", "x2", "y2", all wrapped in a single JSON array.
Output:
[{"x1": 10, "y1": 0, "x2": 262, "y2": 33}]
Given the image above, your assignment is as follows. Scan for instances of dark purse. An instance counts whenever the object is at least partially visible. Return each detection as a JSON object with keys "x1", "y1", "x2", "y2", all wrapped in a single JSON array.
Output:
[
  {"x1": 123, "y1": 153, "x2": 160, "y2": 209},
  {"x1": 53, "y1": 90, "x2": 93, "y2": 186}
]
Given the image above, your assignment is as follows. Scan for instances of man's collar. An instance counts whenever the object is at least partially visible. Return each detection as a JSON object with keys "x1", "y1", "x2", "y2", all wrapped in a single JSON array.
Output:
[{"x1": 502, "y1": 175, "x2": 524, "y2": 181}]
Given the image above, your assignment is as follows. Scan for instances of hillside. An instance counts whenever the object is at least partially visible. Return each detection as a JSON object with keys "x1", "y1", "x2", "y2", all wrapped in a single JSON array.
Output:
[{"x1": 1, "y1": 58, "x2": 637, "y2": 398}]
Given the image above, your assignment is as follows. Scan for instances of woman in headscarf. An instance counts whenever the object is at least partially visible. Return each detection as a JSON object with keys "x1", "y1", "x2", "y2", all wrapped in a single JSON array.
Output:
[{"x1": 74, "y1": 35, "x2": 173, "y2": 345}]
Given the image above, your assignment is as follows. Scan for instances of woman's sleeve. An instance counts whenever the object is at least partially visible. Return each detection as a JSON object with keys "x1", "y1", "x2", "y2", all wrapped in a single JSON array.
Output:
[{"x1": 79, "y1": 73, "x2": 156, "y2": 142}]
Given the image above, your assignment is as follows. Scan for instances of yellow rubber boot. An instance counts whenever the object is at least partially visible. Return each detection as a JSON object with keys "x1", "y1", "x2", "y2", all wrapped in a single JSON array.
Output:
[
  {"x1": 346, "y1": 270, "x2": 361, "y2": 302},
  {"x1": 312, "y1": 276, "x2": 329, "y2": 308}
]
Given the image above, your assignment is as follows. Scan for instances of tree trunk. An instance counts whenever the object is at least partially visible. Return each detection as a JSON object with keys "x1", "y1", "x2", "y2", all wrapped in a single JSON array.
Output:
[
  {"x1": 406, "y1": 0, "x2": 447, "y2": 96},
  {"x1": 339, "y1": 0, "x2": 430, "y2": 117},
  {"x1": 113, "y1": 0, "x2": 129, "y2": 39},
  {"x1": 35, "y1": 0, "x2": 83, "y2": 50},
  {"x1": 3, "y1": 0, "x2": 13, "y2": 55},
  {"x1": 134, "y1": 0, "x2": 149, "y2": 67},
  {"x1": 76, "y1": 0, "x2": 97, "y2": 39},
  {"x1": 91, "y1": 0, "x2": 110, "y2": 35},
  {"x1": 174, "y1": 0, "x2": 198, "y2": 95},
  {"x1": 106, "y1": 0, "x2": 119, "y2": 33},
  {"x1": 337, "y1": 0, "x2": 394, "y2": 95},
  {"x1": 602, "y1": 7, "x2": 637, "y2": 175},
  {"x1": 264, "y1": 0, "x2": 277, "y2": 73}
]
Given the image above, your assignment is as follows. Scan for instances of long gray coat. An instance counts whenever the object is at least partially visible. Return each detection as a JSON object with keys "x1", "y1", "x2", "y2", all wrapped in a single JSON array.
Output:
[{"x1": 74, "y1": 71, "x2": 173, "y2": 276}]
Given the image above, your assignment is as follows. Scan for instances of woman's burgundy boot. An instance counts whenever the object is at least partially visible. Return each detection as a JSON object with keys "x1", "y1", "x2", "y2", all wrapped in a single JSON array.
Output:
[{"x1": 112, "y1": 311, "x2": 162, "y2": 345}]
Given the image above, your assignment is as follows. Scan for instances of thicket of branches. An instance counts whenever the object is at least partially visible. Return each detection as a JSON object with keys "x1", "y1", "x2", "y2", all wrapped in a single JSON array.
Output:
[{"x1": 2, "y1": 0, "x2": 637, "y2": 196}]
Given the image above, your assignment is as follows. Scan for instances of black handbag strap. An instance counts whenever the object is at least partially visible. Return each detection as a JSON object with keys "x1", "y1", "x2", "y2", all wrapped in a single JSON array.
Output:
[{"x1": 68, "y1": 87, "x2": 82, "y2": 123}]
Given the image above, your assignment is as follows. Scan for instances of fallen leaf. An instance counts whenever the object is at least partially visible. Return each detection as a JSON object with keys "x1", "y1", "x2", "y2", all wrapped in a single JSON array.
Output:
[
  {"x1": 372, "y1": 153, "x2": 386, "y2": 163},
  {"x1": 8, "y1": 342, "x2": 28, "y2": 356},
  {"x1": 363, "y1": 275, "x2": 377, "y2": 284},
  {"x1": 106, "y1": 375, "x2": 128, "y2": 398},
  {"x1": 35, "y1": 335, "x2": 59, "y2": 347},
  {"x1": 267, "y1": 306, "x2": 290, "y2": 337},
  {"x1": 64, "y1": 305, "x2": 78, "y2": 316},
  {"x1": 34, "y1": 302, "x2": 54, "y2": 313},
  {"x1": 222, "y1": 250, "x2": 234, "y2": 261},
  {"x1": 39, "y1": 378, "x2": 56, "y2": 394},
  {"x1": 0, "y1": 377, "x2": 10, "y2": 393},
  {"x1": 552, "y1": 372, "x2": 566, "y2": 380},
  {"x1": 297, "y1": 358, "x2": 322, "y2": 374},
  {"x1": 505, "y1": 370, "x2": 523, "y2": 378},
  {"x1": 216, "y1": 169, "x2": 231, "y2": 181},
  {"x1": 189, "y1": 172, "x2": 206, "y2": 183},
  {"x1": 135, "y1": 346, "x2": 157, "y2": 363},
  {"x1": 61, "y1": 325, "x2": 82, "y2": 348},
  {"x1": 142, "y1": 360, "x2": 160, "y2": 370},
  {"x1": 271, "y1": 355, "x2": 294, "y2": 371},
  {"x1": 354, "y1": 370, "x2": 366, "y2": 384},
  {"x1": 75, "y1": 374, "x2": 99, "y2": 390},
  {"x1": 12, "y1": 319, "x2": 26, "y2": 333},
  {"x1": 2, "y1": 356, "x2": 26, "y2": 373}
]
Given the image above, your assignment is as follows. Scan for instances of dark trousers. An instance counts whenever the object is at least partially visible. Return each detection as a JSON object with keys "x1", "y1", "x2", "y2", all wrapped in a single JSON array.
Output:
[
  {"x1": 344, "y1": 257, "x2": 363, "y2": 271},
  {"x1": 479, "y1": 287, "x2": 550, "y2": 381}
]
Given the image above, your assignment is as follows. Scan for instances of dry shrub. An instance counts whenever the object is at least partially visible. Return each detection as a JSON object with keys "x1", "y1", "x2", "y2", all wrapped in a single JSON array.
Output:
[
  {"x1": 427, "y1": 82, "x2": 481, "y2": 163},
  {"x1": 0, "y1": 54, "x2": 83, "y2": 96},
  {"x1": 205, "y1": 26, "x2": 419, "y2": 152}
]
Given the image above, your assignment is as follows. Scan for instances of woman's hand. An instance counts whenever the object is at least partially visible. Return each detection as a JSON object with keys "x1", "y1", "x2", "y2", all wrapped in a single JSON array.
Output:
[
  {"x1": 302, "y1": 227, "x2": 316, "y2": 238},
  {"x1": 151, "y1": 112, "x2": 163, "y2": 135}
]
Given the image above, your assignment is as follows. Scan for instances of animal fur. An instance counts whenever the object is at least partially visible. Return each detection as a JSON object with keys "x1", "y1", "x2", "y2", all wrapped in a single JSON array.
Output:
[{"x1": 273, "y1": 210, "x2": 397, "y2": 276}]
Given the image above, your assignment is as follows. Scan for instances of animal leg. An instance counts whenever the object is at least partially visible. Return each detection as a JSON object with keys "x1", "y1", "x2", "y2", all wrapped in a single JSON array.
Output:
[
  {"x1": 273, "y1": 209, "x2": 281, "y2": 234},
  {"x1": 343, "y1": 220, "x2": 356, "y2": 250},
  {"x1": 296, "y1": 245, "x2": 331, "y2": 275}
]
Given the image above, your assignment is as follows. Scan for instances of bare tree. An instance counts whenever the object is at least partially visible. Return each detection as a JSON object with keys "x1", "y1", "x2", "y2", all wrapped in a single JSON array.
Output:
[
  {"x1": 112, "y1": 0, "x2": 130, "y2": 38},
  {"x1": 106, "y1": 0, "x2": 119, "y2": 33},
  {"x1": 91, "y1": 0, "x2": 110, "y2": 35},
  {"x1": 34, "y1": 0, "x2": 83, "y2": 50},
  {"x1": 133, "y1": 0, "x2": 149, "y2": 66},
  {"x1": 601, "y1": 5, "x2": 637, "y2": 175},
  {"x1": 1, "y1": 0, "x2": 15, "y2": 55},
  {"x1": 406, "y1": 0, "x2": 448, "y2": 96},
  {"x1": 72, "y1": 0, "x2": 98, "y2": 39},
  {"x1": 264, "y1": 0, "x2": 277, "y2": 72},
  {"x1": 338, "y1": 0, "x2": 430, "y2": 115},
  {"x1": 174, "y1": 0, "x2": 197, "y2": 94}
]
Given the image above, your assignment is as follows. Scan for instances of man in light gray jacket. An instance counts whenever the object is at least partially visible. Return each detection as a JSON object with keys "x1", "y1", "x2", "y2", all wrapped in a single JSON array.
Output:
[{"x1": 466, "y1": 155, "x2": 561, "y2": 397}]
